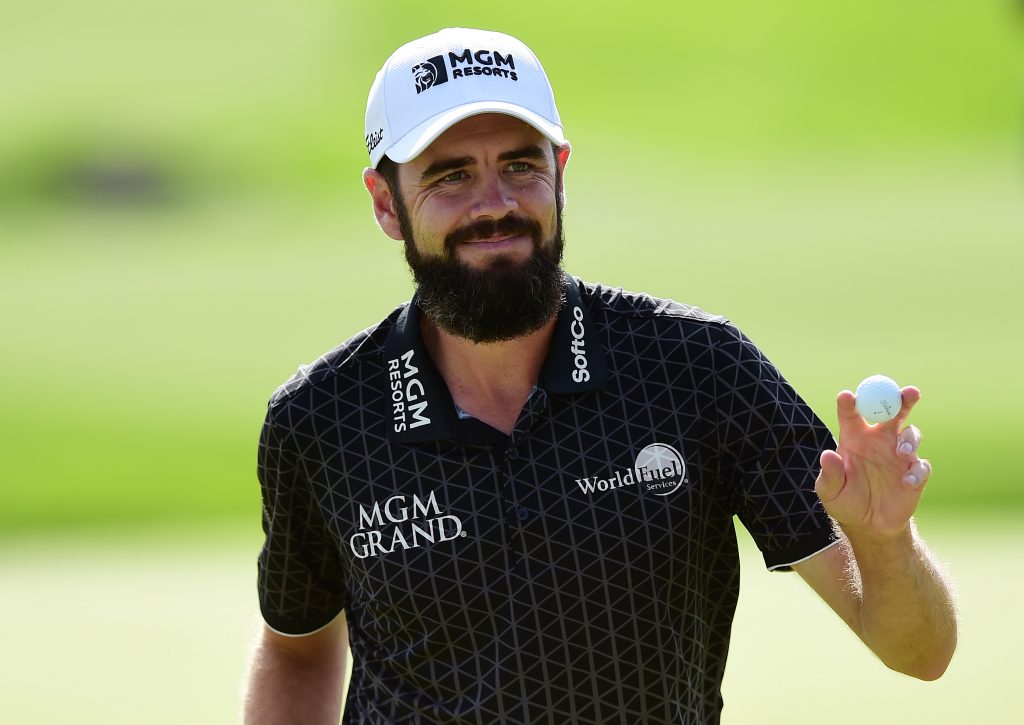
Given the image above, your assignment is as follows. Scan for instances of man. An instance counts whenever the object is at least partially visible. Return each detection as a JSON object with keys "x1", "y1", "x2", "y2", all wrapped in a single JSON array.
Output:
[{"x1": 245, "y1": 28, "x2": 956, "y2": 724}]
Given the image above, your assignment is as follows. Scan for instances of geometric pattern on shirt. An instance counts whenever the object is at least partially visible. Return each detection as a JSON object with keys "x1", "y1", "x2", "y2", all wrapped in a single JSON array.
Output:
[{"x1": 257, "y1": 277, "x2": 837, "y2": 724}]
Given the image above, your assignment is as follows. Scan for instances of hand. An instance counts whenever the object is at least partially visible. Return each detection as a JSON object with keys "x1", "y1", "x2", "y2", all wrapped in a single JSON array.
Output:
[{"x1": 815, "y1": 386, "x2": 932, "y2": 541}]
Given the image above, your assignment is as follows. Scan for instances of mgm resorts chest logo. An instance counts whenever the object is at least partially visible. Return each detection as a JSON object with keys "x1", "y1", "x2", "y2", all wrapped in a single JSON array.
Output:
[
  {"x1": 412, "y1": 48, "x2": 519, "y2": 94},
  {"x1": 575, "y1": 443, "x2": 688, "y2": 497}
]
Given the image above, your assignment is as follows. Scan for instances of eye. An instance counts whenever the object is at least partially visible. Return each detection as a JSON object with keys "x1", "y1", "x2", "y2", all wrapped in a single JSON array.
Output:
[
  {"x1": 440, "y1": 170, "x2": 468, "y2": 183},
  {"x1": 507, "y1": 161, "x2": 532, "y2": 173}
]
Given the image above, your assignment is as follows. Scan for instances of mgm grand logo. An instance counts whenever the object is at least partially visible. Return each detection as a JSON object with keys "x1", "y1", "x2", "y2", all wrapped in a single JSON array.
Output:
[
  {"x1": 412, "y1": 48, "x2": 519, "y2": 94},
  {"x1": 349, "y1": 489, "x2": 465, "y2": 559},
  {"x1": 575, "y1": 443, "x2": 688, "y2": 497}
]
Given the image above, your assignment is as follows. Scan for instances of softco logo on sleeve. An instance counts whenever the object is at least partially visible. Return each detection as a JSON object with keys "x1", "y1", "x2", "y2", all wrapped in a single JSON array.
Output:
[{"x1": 412, "y1": 48, "x2": 519, "y2": 94}]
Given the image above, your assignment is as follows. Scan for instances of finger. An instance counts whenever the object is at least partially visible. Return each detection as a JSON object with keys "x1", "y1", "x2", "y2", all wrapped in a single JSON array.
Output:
[
  {"x1": 815, "y1": 449, "x2": 847, "y2": 502},
  {"x1": 903, "y1": 457, "x2": 932, "y2": 487},
  {"x1": 896, "y1": 425, "x2": 923, "y2": 458},
  {"x1": 890, "y1": 385, "x2": 921, "y2": 428},
  {"x1": 835, "y1": 390, "x2": 867, "y2": 433}
]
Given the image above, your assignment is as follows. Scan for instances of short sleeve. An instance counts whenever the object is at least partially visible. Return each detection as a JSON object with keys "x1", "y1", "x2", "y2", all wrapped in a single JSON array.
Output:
[
  {"x1": 256, "y1": 396, "x2": 348, "y2": 635},
  {"x1": 714, "y1": 324, "x2": 839, "y2": 570}
]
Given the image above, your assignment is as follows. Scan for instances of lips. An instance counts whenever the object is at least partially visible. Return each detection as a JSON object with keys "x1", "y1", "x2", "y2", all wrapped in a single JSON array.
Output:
[
  {"x1": 462, "y1": 234, "x2": 526, "y2": 248},
  {"x1": 445, "y1": 216, "x2": 541, "y2": 250}
]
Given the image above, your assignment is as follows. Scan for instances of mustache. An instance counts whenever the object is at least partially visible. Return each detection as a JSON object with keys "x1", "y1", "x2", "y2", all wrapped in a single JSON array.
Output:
[{"x1": 445, "y1": 214, "x2": 542, "y2": 250}]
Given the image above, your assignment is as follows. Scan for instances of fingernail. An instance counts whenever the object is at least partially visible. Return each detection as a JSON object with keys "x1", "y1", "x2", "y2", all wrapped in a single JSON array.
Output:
[
  {"x1": 904, "y1": 474, "x2": 919, "y2": 485},
  {"x1": 899, "y1": 442, "x2": 913, "y2": 454}
]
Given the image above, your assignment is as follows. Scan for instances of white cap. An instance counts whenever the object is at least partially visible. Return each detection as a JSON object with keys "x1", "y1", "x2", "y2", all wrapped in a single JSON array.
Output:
[{"x1": 364, "y1": 28, "x2": 566, "y2": 168}]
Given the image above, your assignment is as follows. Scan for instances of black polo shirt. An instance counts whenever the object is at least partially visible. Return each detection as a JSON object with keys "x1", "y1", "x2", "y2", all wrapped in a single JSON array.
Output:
[{"x1": 257, "y1": 275, "x2": 838, "y2": 724}]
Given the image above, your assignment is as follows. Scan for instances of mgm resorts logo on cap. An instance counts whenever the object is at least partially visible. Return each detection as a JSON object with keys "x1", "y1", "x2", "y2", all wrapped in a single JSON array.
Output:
[
  {"x1": 363, "y1": 27, "x2": 566, "y2": 169},
  {"x1": 412, "y1": 48, "x2": 519, "y2": 94}
]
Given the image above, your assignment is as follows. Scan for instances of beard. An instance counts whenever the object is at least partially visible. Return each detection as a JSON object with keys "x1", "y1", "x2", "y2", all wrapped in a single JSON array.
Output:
[{"x1": 397, "y1": 191, "x2": 567, "y2": 344}]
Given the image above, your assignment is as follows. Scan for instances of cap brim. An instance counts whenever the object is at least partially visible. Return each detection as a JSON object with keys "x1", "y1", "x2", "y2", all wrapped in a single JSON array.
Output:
[{"x1": 382, "y1": 101, "x2": 566, "y2": 165}]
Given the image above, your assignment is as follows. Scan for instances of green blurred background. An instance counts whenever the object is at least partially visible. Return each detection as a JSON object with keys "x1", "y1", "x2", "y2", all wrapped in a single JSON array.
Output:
[{"x1": 1, "y1": 1, "x2": 1022, "y2": 722}]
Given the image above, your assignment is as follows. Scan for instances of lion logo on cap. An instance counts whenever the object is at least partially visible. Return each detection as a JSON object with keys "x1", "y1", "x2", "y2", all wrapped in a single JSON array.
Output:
[
  {"x1": 412, "y1": 63, "x2": 436, "y2": 92},
  {"x1": 412, "y1": 56, "x2": 448, "y2": 94}
]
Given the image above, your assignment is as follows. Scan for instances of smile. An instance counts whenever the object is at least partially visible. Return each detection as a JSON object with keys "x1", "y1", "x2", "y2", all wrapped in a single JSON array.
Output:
[{"x1": 458, "y1": 234, "x2": 530, "y2": 252}]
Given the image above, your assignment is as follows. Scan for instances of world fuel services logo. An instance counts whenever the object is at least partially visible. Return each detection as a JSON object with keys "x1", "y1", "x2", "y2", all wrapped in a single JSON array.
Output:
[{"x1": 575, "y1": 443, "x2": 688, "y2": 497}]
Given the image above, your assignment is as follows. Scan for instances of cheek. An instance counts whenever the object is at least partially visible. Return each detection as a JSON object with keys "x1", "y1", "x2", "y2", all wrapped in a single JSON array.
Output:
[
  {"x1": 409, "y1": 199, "x2": 465, "y2": 249},
  {"x1": 413, "y1": 188, "x2": 468, "y2": 223},
  {"x1": 520, "y1": 184, "x2": 559, "y2": 224}
]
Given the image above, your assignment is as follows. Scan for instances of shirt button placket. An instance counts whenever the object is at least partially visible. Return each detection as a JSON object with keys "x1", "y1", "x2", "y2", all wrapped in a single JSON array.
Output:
[{"x1": 504, "y1": 436, "x2": 526, "y2": 572}]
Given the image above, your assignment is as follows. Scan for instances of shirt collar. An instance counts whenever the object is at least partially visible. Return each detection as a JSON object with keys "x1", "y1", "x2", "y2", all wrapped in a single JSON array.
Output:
[{"x1": 382, "y1": 273, "x2": 607, "y2": 444}]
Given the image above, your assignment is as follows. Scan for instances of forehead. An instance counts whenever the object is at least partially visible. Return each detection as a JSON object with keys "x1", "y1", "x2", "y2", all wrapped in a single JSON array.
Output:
[{"x1": 414, "y1": 114, "x2": 548, "y2": 164}]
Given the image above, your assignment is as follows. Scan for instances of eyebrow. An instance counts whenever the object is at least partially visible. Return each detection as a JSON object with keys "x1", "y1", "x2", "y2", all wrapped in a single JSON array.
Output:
[
  {"x1": 419, "y1": 156, "x2": 475, "y2": 182},
  {"x1": 497, "y1": 144, "x2": 547, "y2": 163},
  {"x1": 418, "y1": 145, "x2": 548, "y2": 182}
]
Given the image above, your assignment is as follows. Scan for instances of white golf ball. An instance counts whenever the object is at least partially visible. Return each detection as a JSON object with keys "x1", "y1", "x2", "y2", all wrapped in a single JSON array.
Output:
[{"x1": 855, "y1": 375, "x2": 903, "y2": 423}]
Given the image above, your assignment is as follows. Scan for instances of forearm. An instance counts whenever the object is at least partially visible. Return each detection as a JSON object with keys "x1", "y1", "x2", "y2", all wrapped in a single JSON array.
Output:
[
  {"x1": 244, "y1": 626, "x2": 347, "y2": 725},
  {"x1": 841, "y1": 519, "x2": 958, "y2": 680}
]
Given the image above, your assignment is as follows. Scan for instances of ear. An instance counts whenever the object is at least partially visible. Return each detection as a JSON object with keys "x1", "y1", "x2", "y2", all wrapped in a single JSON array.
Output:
[
  {"x1": 363, "y1": 168, "x2": 405, "y2": 241},
  {"x1": 555, "y1": 142, "x2": 571, "y2": 203},
  {"x1": 555, "y1": 142, "x2": 571, "y2": 172}
]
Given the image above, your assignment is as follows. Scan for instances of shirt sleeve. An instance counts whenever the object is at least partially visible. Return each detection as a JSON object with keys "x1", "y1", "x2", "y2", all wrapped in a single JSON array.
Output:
[
  {"x1": 256, "y1": 394, "x2": 348, "y2": 635},
  {"x1": 714, "y1": 323, "x2": 839, "y2": 570}
]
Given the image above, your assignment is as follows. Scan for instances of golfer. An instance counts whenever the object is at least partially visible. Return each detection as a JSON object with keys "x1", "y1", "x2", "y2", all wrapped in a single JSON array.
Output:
[{"x1": 245, "y1": 28, "x2": 957, "y2": 724}]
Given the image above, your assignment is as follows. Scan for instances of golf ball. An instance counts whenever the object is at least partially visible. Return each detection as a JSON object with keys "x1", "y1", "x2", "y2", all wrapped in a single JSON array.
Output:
[{"x1": 855, "y1": 375, "x2": 903, "y2": 424}]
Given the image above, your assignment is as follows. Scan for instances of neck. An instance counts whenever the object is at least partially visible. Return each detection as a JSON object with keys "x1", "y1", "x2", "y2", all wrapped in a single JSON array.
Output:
[{"x1": 420, "y1": 314, "x2": 557, "y2": 434}]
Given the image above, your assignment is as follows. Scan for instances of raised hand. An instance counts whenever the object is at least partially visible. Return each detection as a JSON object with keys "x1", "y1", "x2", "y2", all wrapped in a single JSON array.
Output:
[{"x1": 815, "y1": 386, "x2": 932, "y2": 541}]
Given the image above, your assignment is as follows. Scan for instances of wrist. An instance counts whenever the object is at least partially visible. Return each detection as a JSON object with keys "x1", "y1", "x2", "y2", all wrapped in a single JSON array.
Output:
[{"x1": 839, "y1": 518, "x2": 916, "y2": 560}]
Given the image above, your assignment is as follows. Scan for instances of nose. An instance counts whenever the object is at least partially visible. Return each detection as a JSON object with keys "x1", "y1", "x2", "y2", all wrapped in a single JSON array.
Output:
[{"x1": 469, "y1": 170, "x2": 517, "y2": 220}]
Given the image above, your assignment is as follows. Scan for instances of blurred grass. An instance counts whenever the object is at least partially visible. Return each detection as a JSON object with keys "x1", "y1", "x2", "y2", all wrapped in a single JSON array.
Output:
[
  {"x1": 1, "y1": 0, "x2": 1022, "y2": 530},
  {"x1": 2, "y1": 1, "x2": 1020, "y2": 198},
  {"x1": 0, "y1": 3, "x2": 1021, "y2": 723},
  {"x1": 2, "y1": 155, "x2": 1021, "y2": 530},
  {"x1": 0, "y1": 516, "x2": 1019, "y2": 723},
  {"x1": 724, "y1": 514, "x2": 1024, "y2": 723}
]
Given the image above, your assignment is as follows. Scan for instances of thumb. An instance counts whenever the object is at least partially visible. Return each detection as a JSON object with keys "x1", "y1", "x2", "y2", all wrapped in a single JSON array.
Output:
[{"x1": 815, "y1": 449, "x2": 846, "y2": 503}]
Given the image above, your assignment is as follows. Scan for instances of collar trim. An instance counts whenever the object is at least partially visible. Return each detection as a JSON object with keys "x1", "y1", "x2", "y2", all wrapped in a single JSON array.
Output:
[{"x1": 382, "y1": 274, "x2": 607, "y2": 443}]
